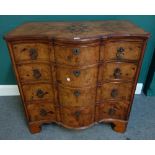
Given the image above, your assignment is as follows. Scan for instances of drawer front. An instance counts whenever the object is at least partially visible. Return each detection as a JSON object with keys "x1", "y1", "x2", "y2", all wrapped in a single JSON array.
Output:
[
  {"x1": 56, "y1": 66, "x2": 98, "y2": 87},
  {"x1": 102, "y1": 41, "x2": 143, "y2": 61},
  {"x1": 17, "y1": 63, "x2": 51, "y2": 82},
  {"x1": 58, "y1": 85, "x2": 96, "y2": 106},
  {"x1": 97, "y1": 82, "x2": 133, "y2": 101},
  {"x1": 97, "y1": 101, "x2": 129, "y2": 120},
  {"x1": 13, "y1": 43, "x2": 50, "y2": 62},
  {"x1": 27, "y1": 103, "x2": 56, "y2": 122},
  {"x1": 54, "y1": 45, "x2": 99, "y2": 66},
  {"x1": 101, "y1": 62, "x2": 137, "y2": 81},
  {"x1": 60, "y1": 106, "x2": 94, "y2": 128},
  {"x1": 22, "y1": 84, "x2": 54, "y2": 102}
]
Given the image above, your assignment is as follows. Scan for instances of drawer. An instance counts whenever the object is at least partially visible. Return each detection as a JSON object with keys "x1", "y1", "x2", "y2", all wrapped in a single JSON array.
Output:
[
  {"x1": 27, "y1": 102, "x2": 56, "y2": 122},
  {"x1": 102, "y1": 41, "x2": 143, "y2": 61},
  {"x1": 56, "y1": 65, "x2": 98, "y2": 87},
  {"x1": 22, "y1": 84, "x2": 54, "y2": 102},
  {"x1": 58, "y1": 85, "x2": 96, "y2": 106},
  {"x1": 97, "y1": 101, "x2": 129, "y2": 120},
  {"x1": 17, "y1": 63, "x2": 51, "y2": 82},
  {"x1": 54, "y1": 45, "x2": 99, "y2": 66},
  {"x1": 100, "y1": 62, "x2": 137, "y2": 81},
  {"x1": 97, "y1": 82, "x2": 133, "y2": 101},
  {"x1": 12, "y1": 43, "x2": 50, "y2": 62},
  {"x1": 60, "y1": 106, "x2": 94, "y2": 128}
]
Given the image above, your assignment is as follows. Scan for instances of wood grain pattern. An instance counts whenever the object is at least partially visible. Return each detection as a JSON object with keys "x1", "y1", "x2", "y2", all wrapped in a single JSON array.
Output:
[
  {"x1": 100, "y1": 62, "x2": 137, "y2": 81},
  {"x1": 17, "y1": 63, "x2": 52, "y2": 82},
  {"x1": 97, "y1": 82, "x2": 133, "y2": 101},
  {"x1": 54, "y1": 44, "x2": 100, "y2": 66},
  {"x1": 58, "y1": 85, "x2": 96, "y2": 106},
  {"x1": 12, "y1": 43, "x2": 50, "y2": 62},
  {"x1": 101, "y1": 41, "x2": 143, "y2": 61},
  {"x1": 4, "y1": 21, "x2": 149, "y2": 133},
  {"x1": 56, "y1": 65, "x2": 98, "y2": 87},
  {"x1": 4, "y1": 21, "x2": 149, "y2": 41}
]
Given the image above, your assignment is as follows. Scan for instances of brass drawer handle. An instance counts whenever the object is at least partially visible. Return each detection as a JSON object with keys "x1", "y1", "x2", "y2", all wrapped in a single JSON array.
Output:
[
  {"x1": 73, "y1": 70, "x2": 80, "y2": 77},
  {"x1": 29, "y1": 48, "x2": 38, "y2": 60},
  {"x1": 113, "y1": 68, "x2": 121, "y2": 79},
  {"x1": 116, "y1": 47, "x2": 125, "y2": 59},
  {"x1": 74, "y1": 111, "x2": 81, "y2": 119},
  {"x1": 40, "y1": 109, "x2": 47, "y2": 116},
  {"x1": 33, "y1": 69, "x2": 41, "y2": 79},
  {"x1": 72, "y1": 48, "x2": 80, "y2": 55},
  {"x1": 111, "y1": 89, "x2": 118, "y2": 98},
  {"x1": 74, "y1": 90, "x2": 80, "y2": 97},
  {"x1": 108, "y1": 108, "x2": 116, "y2": 116},
  {"x1": 36, "y1": 89, "x2": 47, "y2": 98}
]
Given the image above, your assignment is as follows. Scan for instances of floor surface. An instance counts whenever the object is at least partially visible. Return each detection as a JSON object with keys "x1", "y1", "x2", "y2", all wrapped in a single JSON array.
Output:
[{"x1": 0, "y1": 94, "x2": 155, "y2": 140}]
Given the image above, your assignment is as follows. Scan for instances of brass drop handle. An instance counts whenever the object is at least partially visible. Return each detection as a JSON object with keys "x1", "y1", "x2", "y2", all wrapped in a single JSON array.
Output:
[
  {"x1": 73, "y1": 70, "x2": 80, "y2": 77},
  {"x1": 74, "y1": 111, "x2": 81, "y2": 119},
  {"x1": 33, "y1": 69, "x2": 41, "y2": 79},
  {"x1": 40, "y1": 109, "x2": 47, "y2": 116},
  {"x1": 36, "y1": 89, "x2": 47, "y2": 98},
  {"x1": 29, "y1": 48, "x2": 38, "y2": 60},
  {"x1": 74, "y1": 90, "x2": 80, "y2": 97},
  {"x1": 116, "y1": 47, "x2": 125, "y2": 59},
  {"x1": 72, "y1": 48, "x2": 80, "y2": 55},
  {"x1": 108, "y1": 108, "x2": 116, "y2": 116},
  {"x1": 113, "y1": 68, "x2": 121, "y2": 79},
  {"x1": 111, "y1": 89, "x2": 118, "y2": 98}
]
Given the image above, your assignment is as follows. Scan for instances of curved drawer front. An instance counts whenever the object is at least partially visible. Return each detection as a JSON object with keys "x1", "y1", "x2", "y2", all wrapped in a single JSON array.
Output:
[
  {"x1": 56, "y1": 65, "x2": 98, "y2": 87},
  {"x1": 97, "y1": 101, "x2": 129, "y2": 121},
  {"x1": 102, "y1": 41, "x2": 143, "y2": 61},
  {"x1": 58, "y1": 85, "x2": 96, "y2": 106},
  {"x1": 27, "y1": 102, "x2": 56, "y2": 122},
  {"x1": 101, "y1": 62, "x2": 137, "y2": 81},
  {"x1": 54, "y1": 45, "x2": 99, "y2": 66},
  {"x1": 17, "y1": 63, "x2": 51, "y2": 82},
  {"x1": 12, "y1": 43, "x2": 50, "y2": 62},
  {"x1": 22, "y1": 84, "x2": 54, "y2": 102},
  {"x1": 97, "y1": 82, "x2": 133, "y2": 101},
  {"x1": 60, "y1": 106, "x2": 94, "y2": 128}
]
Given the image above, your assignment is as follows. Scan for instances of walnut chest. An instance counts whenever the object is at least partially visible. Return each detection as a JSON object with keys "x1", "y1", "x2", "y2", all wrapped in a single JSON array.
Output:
[{"x1": 4, "y1": 21, "x2": 149, "y2": 133}]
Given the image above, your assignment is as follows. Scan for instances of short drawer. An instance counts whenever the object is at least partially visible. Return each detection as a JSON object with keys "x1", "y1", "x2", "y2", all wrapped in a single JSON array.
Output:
[
  {"x1": 12, "y1": 43, "x2": 50, "y2": 62},
  {"x1": 97, "y1": 82, "x2": 133, "y2": 101},
  {"x1": 58, "y1": 85, "x2": 96, "y2": 106},
  {"x1": 102, "y1": 41, "x2": 143, "y2": 61},
  {"x1": 27, "y1": 102, "x2": 56, "y2": 122},
  {"x1": 17, "y1": 63, "x2": 51, "y2": 82},
  {"x1": 54, "y1": 45, "x2": 99, "y2": 66},
  {"x1": 100, "y1": 62, "x2": 137, "y2": 81},
  {"x1": 97, "y1": 101, "x2": 129, "y2": 121},
  {"x1": 56, "y1": 65, "x2": 98, "y2": 87},
  {"x1": 22, "y1": 84, "x2": 54, "y2": 102},
  {"x1": 60, "y1": 106, "x2": 94, "y2": 128}
]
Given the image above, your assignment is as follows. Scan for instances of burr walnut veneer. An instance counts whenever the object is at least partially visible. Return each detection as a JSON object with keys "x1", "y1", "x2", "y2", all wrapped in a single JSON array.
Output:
[{"x1": 4, "y1": 21, "x2": 149, "y2": 133}]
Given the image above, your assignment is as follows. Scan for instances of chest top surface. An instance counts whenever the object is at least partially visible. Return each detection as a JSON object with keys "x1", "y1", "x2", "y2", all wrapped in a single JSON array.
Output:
[{"x1": 4, "y1": 21, "x2": 149, "y2": 41}]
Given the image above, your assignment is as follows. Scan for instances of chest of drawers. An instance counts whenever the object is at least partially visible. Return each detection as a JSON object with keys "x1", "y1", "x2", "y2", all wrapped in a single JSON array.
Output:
[{"x1": 4, "y1": 21, "x2": 149, "y2": 133}]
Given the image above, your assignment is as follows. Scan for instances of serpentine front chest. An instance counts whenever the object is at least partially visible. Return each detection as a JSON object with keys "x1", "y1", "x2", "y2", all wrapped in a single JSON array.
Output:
[{"x1": 4, "y1": 21, "x2": 149, "y2": 133}]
